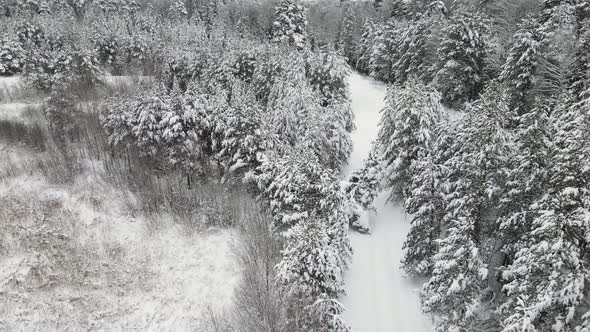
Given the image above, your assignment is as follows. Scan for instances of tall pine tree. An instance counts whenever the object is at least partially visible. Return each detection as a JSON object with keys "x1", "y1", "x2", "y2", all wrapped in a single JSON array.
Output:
[
  {"x1": 378, "y1": 78, "x2": 443, "y2": 201},
  {"x1": 434, "y1": 12, "x2": 490, "y2": 106}
]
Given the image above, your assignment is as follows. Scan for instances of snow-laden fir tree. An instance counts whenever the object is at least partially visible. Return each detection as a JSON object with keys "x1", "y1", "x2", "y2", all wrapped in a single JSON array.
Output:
[
  {"x1": 500, "y1": 18, "x2": 545, "y2": 115},
  {"x1": 500, "y1": 91, "x2": 590, "y2": 332},
  {"x1": 391, "y1": 17, "x2": 435, "y2": 84},
  {"x1": 336, "y1": 5, "x2": 356, "y2": 66},
  {"x1": 401, "y1": 124, "x2": 448, "y2": 277},
  {"x1": 209, "y1": 84, "x2": 276, "y2": 180},
  {"x1": 389, "y1": 0, "x2": 409, "y2": 19},
  {"x1": 249, "y1": 146, "x2": 352, "y2": 331},
  {"x1": 305, "y1": 51, "x2": 350, "y2": 107},
  {"x1": 422, "y1": 215, "x2": 487, "y2": 332},
  {"x1": 303, "y1": 105, "x2": 353, "y2": 170},
  {"x1": 271, "y1": 0, "x2": 307, "y2": 50},
  {"x1": 434, "y1": 12, "x2": 489, "y2": 106},
  {"x1": 422, "y1": 84, "x2": 515, "y2": 332},
  {"x1": 495, "y1": 107, "x2": 552, "y2": 306},
  {"x1": 378, "y1": 77, "x2": 443, "y2": 201},
  {"x1": 355, "y1": 19, "x2": 377, "y2": 74},
  {"x1": 369, "y1": 19, "x2": 400, "y2": 82},
  {"x1": 264, "y1": 63, "x2": 311, "y2": 146},
  {"x1": 344, "y1": 147, "x2": 383, "y2": 233},
  {"x1": 497, "y1": 107, "x2": 552, "y2": 264}
]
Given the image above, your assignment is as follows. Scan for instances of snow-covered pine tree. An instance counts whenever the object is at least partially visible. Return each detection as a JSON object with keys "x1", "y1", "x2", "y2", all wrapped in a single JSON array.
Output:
[
  {"x1": 305, "y1": 51, "x2": 350, "y2": 107},
  {"x1": 422, "y1": 83, "x2": 514, "y2": 331},
  {"x1": 500, "y1": 91, "x2": 590, "y2": 332},
  {"x1": 369, "y1": 19, "x2": 401, "y2": 82},
  {"x1": 336, "y1": 5, "x2": 356, "y2": 66},
  {"x1": 378, "y1": 78, "x2": 443, "y2": 201},
  {"x1": 355, "y1": 19, "x2": 378, "y2": 75},
  {"x1": 346, "y1": 147, "x2": 383, "y2": 211},
  {"x1": 271, "y1": 0, "x2": 307, "y2": 50},
  {"x1": 392, "y1": 17, "x2": 434, "y2": 85},
  {"x1": 422, "y1": 214, "x2": 487, "y2": 332},
  {"x1": 406, "y1": 0, "x2": 447, "y2": 19},
  {"x1": 344, "y1": 147, "x2": 383, "y2": 233},
  {"x1": 434, "y1": 12, "x2": 490, "y2": 106},
  {"x1": 500, "y1": 18, "x2": 545, "y2": 115},
  {"x1": 496, "y1": 107, "x2": 552, "y2": 302},
  {"x1": 303, "y1": 102, "x2": 353, "y2": 170},
  {"x1": 65, "y1": 0, "x2": 91, "y2": 21},
  {"x1": 210, "y1": 87, "x2": 276, "y2": 180},
  {"x1": 264, "y1": 62, "x2": 311, "y2": 146},
  {"x1": 402, "y1": 125, "x2": 447, "y2": 277},
  {"x1": 250, "y1": 146, "x2": 352, "y2": 331}
]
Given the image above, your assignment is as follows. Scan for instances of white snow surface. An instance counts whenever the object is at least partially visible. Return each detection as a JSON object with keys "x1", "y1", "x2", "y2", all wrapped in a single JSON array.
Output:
[
  {"x1": 341, "y1": 73, "x2": 432, "y2": 332},
  {"x1": 0, "y1": 174, "x2": 239, "y2": 331}
]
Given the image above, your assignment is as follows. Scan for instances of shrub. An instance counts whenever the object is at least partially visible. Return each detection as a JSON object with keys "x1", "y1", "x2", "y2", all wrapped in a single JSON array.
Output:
[{"x1": 44, "y1": 83, "x2": 81, "y2": 140}]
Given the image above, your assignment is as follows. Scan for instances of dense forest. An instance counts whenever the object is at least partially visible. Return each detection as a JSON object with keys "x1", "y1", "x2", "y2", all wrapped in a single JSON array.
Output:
[
  {"x1": 1, "y1": 0, "x2": 590, "y2": 331},
  {"x1": 315, "y1": 0, "x2": 590, "y2": 331}
]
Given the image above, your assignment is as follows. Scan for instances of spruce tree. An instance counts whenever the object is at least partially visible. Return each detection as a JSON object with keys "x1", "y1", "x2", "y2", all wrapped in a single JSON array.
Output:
[
  {"x1": 271, "y1": 0, "x2": 307, "y2": 50},
  {"x1": 402, "y1": 143, "x2": 445, "y2": 277},
  {"x1": 378, "y1": 78, "x2": 443, "y2": 201},
  {"x1": 392, "y1": 18, "x2": 434, "y2": 84},
  {"x1": 337, "y1": 5, "x2": 356, "y2": 66},
  {"x1": 356, "y1": 19, "x2": 377, "y2": 74},
  {"x1": 422, "y1": 84, "x2": 514, "y2": 331},
  {"x1": 501, "y1": 92, "x2": 590, "y2": 332},
  {"x1": 434, "y1": 12, "x2": 489, "y2": 106},
  {"x1": 500, "y1": 18, "x2": 545, "y2": 115}
]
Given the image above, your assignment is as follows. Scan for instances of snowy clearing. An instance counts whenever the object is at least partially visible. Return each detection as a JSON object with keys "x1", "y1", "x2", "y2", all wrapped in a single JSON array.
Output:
[
  {"x1": 341, "y1": 73, "x2": 432, "y2": 332},
  {"x1": 0, "y1": 175, "x2": 239, "y2": 331}
]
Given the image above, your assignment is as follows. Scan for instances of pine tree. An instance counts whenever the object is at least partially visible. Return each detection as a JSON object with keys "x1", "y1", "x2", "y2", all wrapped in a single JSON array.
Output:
[
  {"x1": 402, "y1": 144, "x2": 445, "y2": 277},
  {"x1": 423, "y1": 84, "x2": 514, "y2": 331},
  {"x1": 250, "y1": 146, "x2": 352, "y2": 331},
  {"x1": 345, "y1": 147, "x2": 383, "y2": 233},
  {"x1": 392, "y1": 17, "x2": 434, "y2": 84},
  {"x1": 369, "y1": 19, "x2": 400, "y2": 82},
  {"x1": 378, "y1": 78, "x2": 443, "y2": 201},
  {"x1": 271, "y1": 0, "x2": 308, "y2": 50},
  {"x1": 500, "y1": 18, "x2": 545, "y2": 115},
  {"x1": 337, "y1": 5, "x2": 356, "y2": 65},
  {"x1": 422, "y1": 214, "x2": 486, "y2": 332},
  {"x1": 500, "y1": 92, "x2": 590, "y2": 332},
  {"x1": 355, "y1": 19, "x2": 377, "y2": 74},
  {"x1": 434, "y1": 12, "x2": 490, "y2": 106}
]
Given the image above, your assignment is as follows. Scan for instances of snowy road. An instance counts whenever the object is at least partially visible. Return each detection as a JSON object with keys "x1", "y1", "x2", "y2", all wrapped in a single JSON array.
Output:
[{"x1": 341, "y1": 73, "x2": 432, "y2": 332}]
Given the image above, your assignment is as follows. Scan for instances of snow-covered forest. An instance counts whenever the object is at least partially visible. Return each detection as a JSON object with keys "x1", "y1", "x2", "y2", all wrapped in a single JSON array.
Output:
[{"x1": 1, "y1": 0, "x2": 589, "y2": 331}]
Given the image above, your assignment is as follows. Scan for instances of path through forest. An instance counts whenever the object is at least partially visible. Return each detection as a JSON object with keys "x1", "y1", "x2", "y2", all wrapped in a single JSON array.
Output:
[{"x1": 341, "y1": 73, "x2": 432, "y2": 332}]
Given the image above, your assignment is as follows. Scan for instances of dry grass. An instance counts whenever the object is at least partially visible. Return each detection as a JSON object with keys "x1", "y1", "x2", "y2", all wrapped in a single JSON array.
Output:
[{"x1": 0, "y1": 175, "x2": 241, "y2": 331}]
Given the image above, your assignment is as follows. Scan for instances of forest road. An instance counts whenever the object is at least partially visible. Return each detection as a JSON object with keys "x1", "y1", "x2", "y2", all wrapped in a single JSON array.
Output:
[{"x1": 340, "y1": 73, "x2": 432, "y2": 332}]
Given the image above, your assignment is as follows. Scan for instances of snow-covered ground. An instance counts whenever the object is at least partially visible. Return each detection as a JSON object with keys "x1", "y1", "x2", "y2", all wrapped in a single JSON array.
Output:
[
  {"x1": 341, "y1": 73, "x2": 432, "y2": 331},
  {"x1": 0, "y1": 161, "x2": 239, "y2": 331}
]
